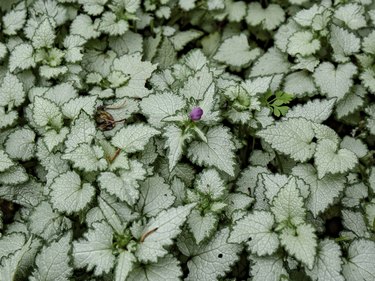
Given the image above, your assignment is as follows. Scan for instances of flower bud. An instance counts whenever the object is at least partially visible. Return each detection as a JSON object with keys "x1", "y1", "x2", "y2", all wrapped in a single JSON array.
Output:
[{"x1": 189, "y1": 107, "x2": 203, "y2": 121}]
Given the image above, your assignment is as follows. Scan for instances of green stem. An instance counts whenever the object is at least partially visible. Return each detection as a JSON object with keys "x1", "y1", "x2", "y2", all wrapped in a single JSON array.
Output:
[{"x1": 268, "y1": 97, "x2": 277, "y2": 104}]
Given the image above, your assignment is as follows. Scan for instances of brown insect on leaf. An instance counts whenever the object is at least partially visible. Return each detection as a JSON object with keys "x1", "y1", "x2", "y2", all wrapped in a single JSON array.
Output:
[
  {"x1": 140, "y1": 227, "x2": 159, "y2": 243},
  {"x1": 95, "y1": 100, "x2": 127, "y2": 131},
  {"x1": 106, "y1": 147, "x2": 122, "y2": 163}
]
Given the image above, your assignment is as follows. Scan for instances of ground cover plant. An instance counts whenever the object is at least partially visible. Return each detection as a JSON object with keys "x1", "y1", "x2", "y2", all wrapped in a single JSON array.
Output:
[{"x1": 0, "y1": 0, "x2": 375, "y2": 280}]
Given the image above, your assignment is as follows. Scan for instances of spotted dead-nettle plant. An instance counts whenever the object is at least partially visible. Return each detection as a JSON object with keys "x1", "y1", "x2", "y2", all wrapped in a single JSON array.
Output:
[{"x1": 0, "y1": 0, "x2": 374, "y2": 280}]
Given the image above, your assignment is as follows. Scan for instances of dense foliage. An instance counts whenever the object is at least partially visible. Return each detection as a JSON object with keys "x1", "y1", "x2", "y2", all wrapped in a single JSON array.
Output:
[{"x1": 0, "y1": 0, "x2": 375, "y2": 280}]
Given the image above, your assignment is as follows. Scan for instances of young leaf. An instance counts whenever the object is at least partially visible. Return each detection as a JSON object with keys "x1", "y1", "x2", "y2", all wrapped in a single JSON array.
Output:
[
  {"x1": 305, "y1": 239, "x2": 344, "y2": 281},
  {"x1": 49, "y1": 171, "x2": 95, "y2": 214},
  {"x1": 342, "y1": 239, "x2": 375, "y2": 281},
  {"x1": 135, "y1": 204, "x2": 194, "y2": 263},
  {"x1": 314, "y1": 139, "x2": 358, "y2": 179},
  {"x1": 111, "y1": 124, "x2": 160, "y2": 153},
  {"x1": 136, "y1": 175, "x2": 175, "y2": 217},
  {"x1": 73, "y1": 221, "x2": 115, "y2": 276},
  {"x1": 261, "y1": 90, "x2": 293, "y2": 117},
  {"x1": 30, "y1": 233, "x2": 73, "y2": 281},
  {"x1": 280, "y1": 223, "x2": 317, "y2": 270},
  {"x1": 187, "y1": 126, "x2": 236, "y2": 176},
  {"x1": 229, "y1": 210, "x2": 279, "y2": 256},
  {"x1": 257, "y1": 118, "x2": 316, "y2": 162}
]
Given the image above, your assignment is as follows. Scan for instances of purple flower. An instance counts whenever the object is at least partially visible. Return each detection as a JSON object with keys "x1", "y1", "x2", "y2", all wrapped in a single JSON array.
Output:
[{"x1": 189, "y1": 107, "x2": 204, "y2": 121}]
